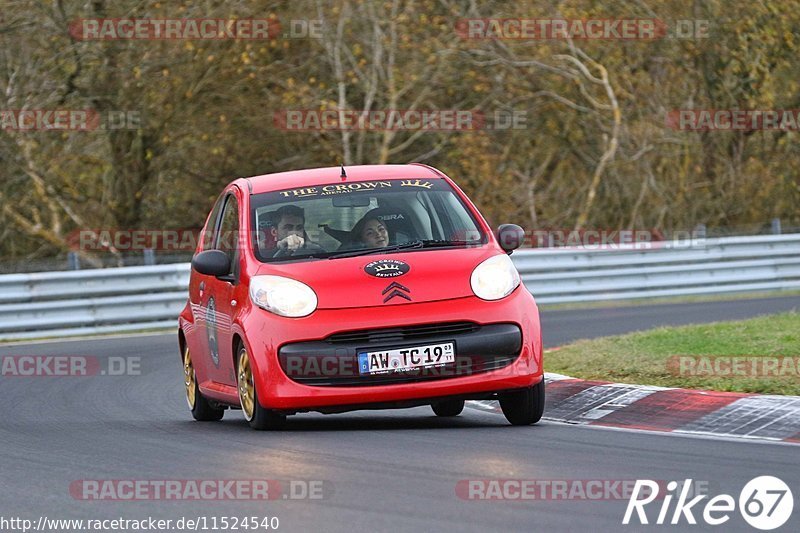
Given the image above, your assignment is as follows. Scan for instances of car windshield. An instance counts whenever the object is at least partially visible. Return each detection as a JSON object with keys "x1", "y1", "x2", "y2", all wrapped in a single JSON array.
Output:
[{"x1": 250, "y1": 178, "x2": 486, "y2": 262}]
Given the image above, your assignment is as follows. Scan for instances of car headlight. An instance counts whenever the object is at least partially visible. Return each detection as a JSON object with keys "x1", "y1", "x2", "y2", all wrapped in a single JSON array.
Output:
[
  {"x1": 470, "y1": 254, "x2": 521, "y2": 301},
  {"x1": 249, "y1": 275, "x2": 317, "y2": 317}
]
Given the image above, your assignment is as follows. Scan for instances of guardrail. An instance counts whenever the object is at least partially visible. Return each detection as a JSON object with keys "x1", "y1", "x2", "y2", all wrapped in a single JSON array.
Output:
[
  {"x1": 0, "y1": 264, "x2": 189, "y2": 341},
  {"x1": 514, "y1": 234, "x2": 800, "y2": 304},
  {"x1": 1, "y1": 234, "x2": 798, "y2": 341}
]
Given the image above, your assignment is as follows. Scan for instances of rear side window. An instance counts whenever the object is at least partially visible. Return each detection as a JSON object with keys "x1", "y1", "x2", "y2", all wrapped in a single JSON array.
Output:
[
  {"x1": 215, "y1": 194, "x2": 240, "y2": 277},
  {"x1": 201, "y1": 193, "x2": 226, "y2": 250}
]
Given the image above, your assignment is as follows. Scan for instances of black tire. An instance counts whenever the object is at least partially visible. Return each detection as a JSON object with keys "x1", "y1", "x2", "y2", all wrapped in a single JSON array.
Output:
[
  {"x1": 184, "y1": 345, "x2": 224, "y2": 422},
  {"x1": 431, "y1": 399, "x2": 465, "y2": 417},
  {"x1": 192, "y1": 388, "x2": 225, "y2": 422},
  {"x1": 498, "y1": 380, "x2": 545, "y2": 426},
  {"x1": 236, "y1": 345, "x2": 286, "y2": 431},
  {"x1": 248, "y1": 385, "x2": 287, "y2": 431}
]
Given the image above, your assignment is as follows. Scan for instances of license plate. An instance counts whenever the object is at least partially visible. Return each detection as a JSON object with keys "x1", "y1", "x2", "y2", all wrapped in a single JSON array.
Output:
[{"x1": 358, "y1": 342, "x2": 455, "y2": 375}]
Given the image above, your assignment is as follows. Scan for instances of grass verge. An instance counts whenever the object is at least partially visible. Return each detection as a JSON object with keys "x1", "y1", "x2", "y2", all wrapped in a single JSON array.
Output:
[
  {"x1": 546, "y1": 312, "x2": 800, "y2": 395},
  {"x1": 537, "y1": 289, "x2": 800, "y2": 310}
]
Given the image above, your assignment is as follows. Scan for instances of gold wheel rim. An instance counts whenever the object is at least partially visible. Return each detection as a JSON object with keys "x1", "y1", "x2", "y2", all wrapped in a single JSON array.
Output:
[
  {"x1": 238, "y1": 348, "x2": 255, "y2": 421},
  {"x1": 184, "y1": 346, "x2": 196, "y2": 409}
]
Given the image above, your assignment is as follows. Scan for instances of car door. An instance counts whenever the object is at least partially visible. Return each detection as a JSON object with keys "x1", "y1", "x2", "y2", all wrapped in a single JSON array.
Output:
[
  {"x1": 201, "y1": 189, "x2": 242, "y2": 385},
  {"x1": 187, "y1": 192, "x2": 225, "y2": 376}
]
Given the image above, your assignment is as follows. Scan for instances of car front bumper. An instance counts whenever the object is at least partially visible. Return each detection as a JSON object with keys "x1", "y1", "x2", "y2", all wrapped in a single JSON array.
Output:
[{"x1": 240, "y1": 286, "x2": 543, "y2": 411}]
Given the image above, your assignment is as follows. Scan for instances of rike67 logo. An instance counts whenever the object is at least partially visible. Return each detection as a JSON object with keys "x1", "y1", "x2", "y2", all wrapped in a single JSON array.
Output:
[{"x1": 624, "y1": 476, "x2": 794, "y2": 530}]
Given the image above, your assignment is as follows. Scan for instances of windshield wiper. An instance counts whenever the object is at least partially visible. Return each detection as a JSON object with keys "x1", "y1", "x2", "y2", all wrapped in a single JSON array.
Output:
[
  {"x1": 267, "y1": 252, "x2": 329, "y2": 262},
  {"x1": 416, "y1": 239, "x2": 476, "y2": 248},
  {"x1": 326, "y1": 239, "x2": 479, "y2": 260},
  {"x1": 326, "y1": 240, "x2": 424, "y2": 259}
]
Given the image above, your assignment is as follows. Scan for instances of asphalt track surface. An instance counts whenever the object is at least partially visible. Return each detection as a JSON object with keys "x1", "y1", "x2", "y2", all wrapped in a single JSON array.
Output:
[{"x1": 1, "y1": 296, "x2": 799, "y2": 532}]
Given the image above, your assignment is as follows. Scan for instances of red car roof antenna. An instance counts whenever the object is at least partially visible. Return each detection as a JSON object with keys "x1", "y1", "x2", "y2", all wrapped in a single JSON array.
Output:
[{"x1": 340, "y1": 164, "x2": 347, "y2": 181}]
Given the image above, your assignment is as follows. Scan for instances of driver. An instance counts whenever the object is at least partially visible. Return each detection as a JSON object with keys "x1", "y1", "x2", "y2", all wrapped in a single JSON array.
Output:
[{"x1": 269, "y1": 205, "x2": 325, "y2": 258}]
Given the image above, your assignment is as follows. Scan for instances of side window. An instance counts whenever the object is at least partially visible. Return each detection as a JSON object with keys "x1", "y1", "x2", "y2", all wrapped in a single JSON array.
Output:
[
  {"x1": 216, "y1": 194, "x2": 240, "y2": 277},
  {"x1": 201, "y1": 193, "x2": 226, "y2": 250}
]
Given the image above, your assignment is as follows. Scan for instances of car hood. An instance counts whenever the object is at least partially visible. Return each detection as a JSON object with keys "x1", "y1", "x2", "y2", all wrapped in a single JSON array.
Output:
[{"x1": 255, "y1": 246, "x2": 501, "y2": 309}]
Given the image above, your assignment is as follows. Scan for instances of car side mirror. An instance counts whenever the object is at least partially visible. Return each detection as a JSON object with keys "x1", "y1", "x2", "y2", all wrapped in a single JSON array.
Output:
[
  {"x1": 192, "y1": 249, "x2": 231, "y2": 277},
  {"x1": 496, "y1": 224, "x2": 525, "y2": 254}
]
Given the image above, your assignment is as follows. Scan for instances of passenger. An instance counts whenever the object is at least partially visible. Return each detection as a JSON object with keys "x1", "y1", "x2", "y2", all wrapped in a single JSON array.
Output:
[{"x1": 351, "y1": 215, "x2": 390, "y2": 249}]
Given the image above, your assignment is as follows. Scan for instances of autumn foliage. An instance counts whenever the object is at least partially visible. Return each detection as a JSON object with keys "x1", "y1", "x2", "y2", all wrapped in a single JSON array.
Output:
[{"x1": 0, "y1": 0, "x2": 798, "y2": 265}]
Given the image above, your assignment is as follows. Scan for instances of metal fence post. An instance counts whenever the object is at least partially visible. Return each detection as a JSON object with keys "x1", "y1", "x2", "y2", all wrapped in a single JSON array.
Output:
[
  {"x1": 67, "y1": 252, "x2": 80, "y2": 270},
  {"x1": 771, "y1": 218, "x2": 782, "y2": 235},
  {"x1": 693, "y1": 223, "x2": 706, "y2": 240},
  {"x1": 143, "y1": 249, "x2": 155, "y2": 266}
]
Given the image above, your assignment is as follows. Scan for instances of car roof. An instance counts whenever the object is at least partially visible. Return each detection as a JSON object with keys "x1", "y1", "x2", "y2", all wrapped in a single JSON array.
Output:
[{"x1": 242, "y1": 164, "x2": 445, "y2": 194}]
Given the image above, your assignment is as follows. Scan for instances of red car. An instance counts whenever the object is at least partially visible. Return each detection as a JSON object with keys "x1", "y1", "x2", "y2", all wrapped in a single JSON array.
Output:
[{"x1": 179, "y1": 164, "x2": 544, "y2": 430}]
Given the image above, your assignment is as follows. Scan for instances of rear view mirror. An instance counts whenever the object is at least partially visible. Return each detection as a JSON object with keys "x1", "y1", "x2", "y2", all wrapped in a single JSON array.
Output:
[
  {"x1": 333, "y1": 195, "x2": 372, "y2": 208},
  {"x1": 496, "y1": 224, "x2": 525, "y2": 253}
]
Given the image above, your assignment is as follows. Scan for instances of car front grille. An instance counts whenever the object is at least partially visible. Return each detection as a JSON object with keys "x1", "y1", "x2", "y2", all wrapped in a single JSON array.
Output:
[
  {"x1": 278, "y1": 322, "x2": 522, "y2": 387},
  {"x1": 325, "y1": 321, "x2": 480, "y2": 345}
]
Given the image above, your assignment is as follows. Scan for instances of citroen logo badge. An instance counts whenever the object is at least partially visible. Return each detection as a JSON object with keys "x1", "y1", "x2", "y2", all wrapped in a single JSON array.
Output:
[{"x1": 382, "y1": 281, "x2": 412, "y2": 303}]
